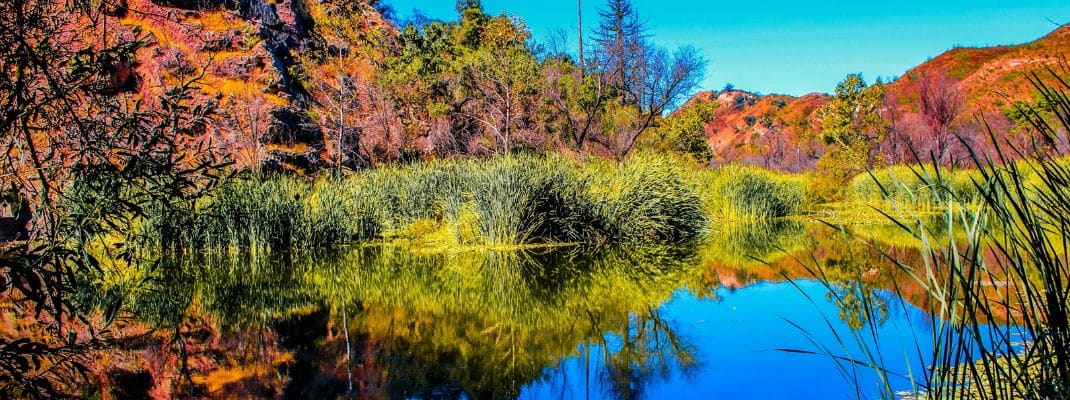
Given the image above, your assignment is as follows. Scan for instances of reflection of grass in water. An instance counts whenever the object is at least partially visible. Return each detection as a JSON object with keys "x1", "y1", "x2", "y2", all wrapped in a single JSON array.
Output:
[
  {"x1": 299, "y1": 245, "x2": 704, "y2": 328},
  {"x1": 122, "y1": 253, "x2": 321, "y2": 328},
  {"x1": 846, "y1": 216, "x2": 969, "y2": 250},
  {"x1": 698, "y1": 219, "x2": 808, "y2": 267},
  {"x1": 132, "y1": 245, "x2": 705, "y2": 398}
]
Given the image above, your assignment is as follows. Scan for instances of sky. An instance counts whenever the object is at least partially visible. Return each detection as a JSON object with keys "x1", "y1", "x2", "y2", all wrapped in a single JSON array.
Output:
[{"x1": 390, "y1": 0, "x2": 1070, "y2": 96}]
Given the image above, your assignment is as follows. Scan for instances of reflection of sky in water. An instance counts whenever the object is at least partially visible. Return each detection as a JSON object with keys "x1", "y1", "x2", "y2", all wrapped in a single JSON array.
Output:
[
  {"x1": 523, "y1": 280, "x2": 1008, "y2": 400},
  {"x1": 95, "y1": 221, "x2": 1027, "y2": 399}
]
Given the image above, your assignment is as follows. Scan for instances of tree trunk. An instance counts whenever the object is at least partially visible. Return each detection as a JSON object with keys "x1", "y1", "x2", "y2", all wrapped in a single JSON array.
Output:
[{"x1": 578, "y1": 0, "x2": 585, "y2": 77}]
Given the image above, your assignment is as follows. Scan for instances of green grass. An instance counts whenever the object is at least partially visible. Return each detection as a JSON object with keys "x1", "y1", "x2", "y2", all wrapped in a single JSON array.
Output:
[
  {"x1": 686, "y1": 163, "x2": 809, "y2": 222},
  {"x1": 146, "y1": 153, "x2": 743, "y2": 252}
]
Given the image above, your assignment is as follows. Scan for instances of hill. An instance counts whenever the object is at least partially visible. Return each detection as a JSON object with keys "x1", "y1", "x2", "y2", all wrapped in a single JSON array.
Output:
[
  {"x1": 682, "y1": 24, "x2": 1070, "y2": 170},
  {"x1": 106, "y1": 0, "x2": 391, "y2": 173}
]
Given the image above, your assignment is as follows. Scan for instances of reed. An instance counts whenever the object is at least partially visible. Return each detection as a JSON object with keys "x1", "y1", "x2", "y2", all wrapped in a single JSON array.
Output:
[
  {"x1": 848, "y1": 163, "x2": 981, "y2": 212},
  {"x1": 686, "y1": 163, "x2": 809, "y2": 222},
  {"x1": 795, "y1": 69, "x2": 1070, "y2": 399},
  {"x1": 146, "y1": 153, "x2": 728, "y2": 251}
]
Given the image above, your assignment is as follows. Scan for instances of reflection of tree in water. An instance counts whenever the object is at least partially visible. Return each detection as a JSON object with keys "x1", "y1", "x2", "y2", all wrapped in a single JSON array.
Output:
[
  {"x1": 599, "y1": 308, "x2": 700, "y2": 400},
  {"x1": 72, "y1": 244, "x2": 705, "y2": 398},
  {"x1": 818, "y1": 235, "x2": 891, "y2": 331},
  {"x1": 828, "y1": 281, "x2": 890, "y2": 331}
]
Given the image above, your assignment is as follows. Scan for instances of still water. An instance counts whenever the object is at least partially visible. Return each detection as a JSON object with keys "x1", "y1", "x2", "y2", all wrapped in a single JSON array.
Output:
[{"x1": 27, "y1": 221, "x2": 1011, "y2": 399}]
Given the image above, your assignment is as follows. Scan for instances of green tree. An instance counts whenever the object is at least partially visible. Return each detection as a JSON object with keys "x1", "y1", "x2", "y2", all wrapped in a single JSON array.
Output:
[
  {"x1": 379, "y1": 2, "x2": 545, "y2": 155},
  {"x1": 816, "y1": 74, "x2": 886, "y2": 188},
  {"x1": 656, "y1": 100, "x2": 715, "y2": 164}
]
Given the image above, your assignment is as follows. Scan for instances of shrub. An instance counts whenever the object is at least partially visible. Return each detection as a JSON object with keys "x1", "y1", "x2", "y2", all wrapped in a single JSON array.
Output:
[
  {"x1": 688, "y1": 164, "x2": 808, "y2": 222},
  {"x1": 590, "y1": 153, "x2": 707, "y2": 243}
]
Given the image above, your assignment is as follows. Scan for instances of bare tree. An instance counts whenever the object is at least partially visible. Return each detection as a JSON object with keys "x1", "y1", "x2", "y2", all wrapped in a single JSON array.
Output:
[
  {"x1": 578, "y1": 0, "x2": 585, "y2": 76},
  {"x1": 918, "y1": 71, "x2": 963, "y2": 164},
  {"x1": 312, "y1": 49, "x2": 369, "y2": 169},
  {"x1": 881, "y1": 84, "x2": 908, "y2": 164},
  {"x1": 618, "y1": 46, "x2": 705, "y2": 156},
  {"x1": 590, "y1": 0, "x2": 705, "y2": 157},
  {"x1": 220, "y1": 88, "x2": 271, "y2": 175},
  {"x1": 463, "y1": 49, "x2": 535, "y2": 152}
]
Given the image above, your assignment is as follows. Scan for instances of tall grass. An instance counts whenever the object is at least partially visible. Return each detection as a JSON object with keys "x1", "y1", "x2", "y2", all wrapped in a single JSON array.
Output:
[
  {"x1": 147, "y1": 153, "x2": 768, "y2": 252},
  {"x1": 849, "y1": 164, "x2": 981, "y2": 212},
  {"x1": 590, "y1": 154, "x2": 707, "y2": 242},
  {"x1": 686, "y1": 163, "x2": 809, "y2": 222},
  {"x1": 800, "y1": 69, "x2": 1070, "y2": 399}
]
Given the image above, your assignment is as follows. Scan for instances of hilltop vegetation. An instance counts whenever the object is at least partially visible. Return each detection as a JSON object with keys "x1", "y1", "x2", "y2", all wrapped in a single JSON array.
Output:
[
  {"x1": 680, "y1": 25, "x2": 1070, "y2": 173},
  {"x1": 6, "y1": 0, "x2": 1064, "y2": 179}
]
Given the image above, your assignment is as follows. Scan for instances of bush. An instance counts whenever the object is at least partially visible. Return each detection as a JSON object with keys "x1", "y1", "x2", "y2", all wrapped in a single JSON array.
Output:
[
  {"x1": 590, "y1": 153, "x2": 706, "y2": 243},
  {"x1": 687, "y1": 164, "x2": 808, "y2": 222}
]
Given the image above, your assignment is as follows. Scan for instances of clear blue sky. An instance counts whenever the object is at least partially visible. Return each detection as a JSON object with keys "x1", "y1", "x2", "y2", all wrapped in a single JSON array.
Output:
[{"x1": 390, "y1": 1, "x2": 1070, "y2": 96}]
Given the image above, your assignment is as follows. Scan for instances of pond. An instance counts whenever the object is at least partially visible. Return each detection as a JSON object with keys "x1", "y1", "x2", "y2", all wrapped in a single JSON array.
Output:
[{"x1": 25, "y1": 221, "x2": 1016, "y2": 399}]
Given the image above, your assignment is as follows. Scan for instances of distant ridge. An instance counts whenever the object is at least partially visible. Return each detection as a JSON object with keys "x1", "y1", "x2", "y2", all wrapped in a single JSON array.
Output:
[{"x1": 679, "y1": 24, "x2": 1070, "y2": 170}]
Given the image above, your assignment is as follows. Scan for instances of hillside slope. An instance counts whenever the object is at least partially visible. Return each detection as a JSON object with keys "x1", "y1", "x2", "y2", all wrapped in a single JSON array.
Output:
[
  {"x1": 106, "y1": 0, "x2": 390, "y2": 172},
  {"x1": 684, "y1": 24, "x2": 1070, "y2": 170}
]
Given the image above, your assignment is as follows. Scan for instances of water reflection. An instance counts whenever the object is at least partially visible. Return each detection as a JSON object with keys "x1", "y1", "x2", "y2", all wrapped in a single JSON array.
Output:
[
  {"x1": 1, "y1": 220, "x2": 1005, "y2": 399},
  {"x1": 105, "y1": 245, "x2": 704, "y2": 399}
]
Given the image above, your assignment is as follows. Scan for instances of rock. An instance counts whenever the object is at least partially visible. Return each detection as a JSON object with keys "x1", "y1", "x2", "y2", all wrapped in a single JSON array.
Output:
[
  {"x1": 102, "y1": 0, "x2": 129, "y2": 17},
  {"x1": 267, "y1": 107, "x2": 322, "y2": 145}
]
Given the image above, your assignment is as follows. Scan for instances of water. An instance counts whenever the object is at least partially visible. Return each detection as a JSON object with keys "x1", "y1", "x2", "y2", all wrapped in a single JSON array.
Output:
[
  {"x1": 523, "y1": 282, "x2": 935, "y2": 400},
  {"x1": 6, "y1": 221, "x2": 1016, "y2": 399}
]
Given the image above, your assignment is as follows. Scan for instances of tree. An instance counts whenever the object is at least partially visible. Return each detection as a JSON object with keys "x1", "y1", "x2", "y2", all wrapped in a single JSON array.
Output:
[
  {"x1": 590, "y1": 0, "x2": 705, "y2": 157},
  {"x1": 305, "y1": 1, "x2": 402, "y2": 168},
  {"x1": 816, "y1": 74, "x2": 886, "y2": 186},
  {"x1": 220, "y1": 86, "x2": 271, "y2": 175},
  {"x1": 655, "y1": 99, "x2": 714, "y2": 164},
  {"x1": 540, "y1": 58, "x2": 610, "y2": 150},
  {"x1": 315, "y1": 49, "x2": 369, "y2": 169},
  {"x1": 578, "y1": 0, "x2": 586, "y2": 76},
  {"x1": 0, "y1": 0, "x2": 226, "y2": 395},
  {"x1": 466, "y1": 48, "x2": 539, "y2": 152},
  {"x1": 592, "y1": 0, "x2": 646, "y2": 99},
  {"x1": 917, "y1": 71, "x2": 963, "y2": 164}
]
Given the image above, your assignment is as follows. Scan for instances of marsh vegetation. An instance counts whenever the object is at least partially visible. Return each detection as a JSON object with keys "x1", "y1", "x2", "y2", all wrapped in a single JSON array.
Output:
[
  {"x1": 0, "y1": 0, "x2": 1068, "y2": 399},
  {"x1": 143, "y1": 153, "x2": 808, "y2": 252}
]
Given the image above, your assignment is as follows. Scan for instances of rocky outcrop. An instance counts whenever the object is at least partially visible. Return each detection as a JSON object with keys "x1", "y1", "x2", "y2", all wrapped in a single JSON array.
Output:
[
  {"x1": 120, "y1": 0, "x2": 339, "y2": 172},
  {"x1": 236, "y1": 0, "x2": 311, "y2": 103}
]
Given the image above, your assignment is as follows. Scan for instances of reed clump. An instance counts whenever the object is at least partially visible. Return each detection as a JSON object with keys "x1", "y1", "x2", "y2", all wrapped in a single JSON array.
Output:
[
  {"x1": 800, "y1": 69, "x2": 1070, "y2": 399},
  {"x1": 848, "y1": 163, "x2": 981, "y2": 211},
  {"x1": 686, "y1": 163, "x2": 809, "y2": 222},
  {"x1": 149, "y1": 153, "x2": 781, "y2": 252}
]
